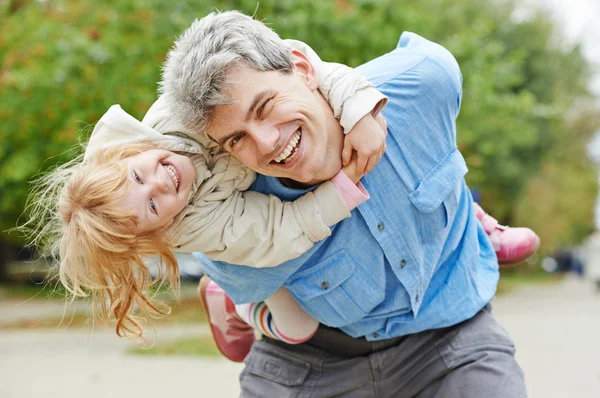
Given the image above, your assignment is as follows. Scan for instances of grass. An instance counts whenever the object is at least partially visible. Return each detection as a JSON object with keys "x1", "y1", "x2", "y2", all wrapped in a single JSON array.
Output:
[
  {"x1": 0, "y1": 281, "x2": 68, "y2": 300},
  {"x1": 0, "y1": 279, "x2": 200, "y2": 300},
  {"x1": 3, "y1": 298, "x2": 207, "y2": 330},
  {"x1": 0, "y1": 288, "x2": 208, "y2": 330},
  {"x1": 1, "y1": 269, "x2": 565, "y2": 358},
  {"x1": 128, "y1": 335, "x2": 221, "y2": 358},
  {"x1": 496, "y1": 269, "x2": 563, "y2": 295},
  {"x1": 1, "y1": 270, "x2": 563, "y2": 331}
]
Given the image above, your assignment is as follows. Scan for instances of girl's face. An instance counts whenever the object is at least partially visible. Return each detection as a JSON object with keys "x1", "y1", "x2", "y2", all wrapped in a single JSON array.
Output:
[{"x1": 118, "y1": 149, "x2": 196, "y2": 234}]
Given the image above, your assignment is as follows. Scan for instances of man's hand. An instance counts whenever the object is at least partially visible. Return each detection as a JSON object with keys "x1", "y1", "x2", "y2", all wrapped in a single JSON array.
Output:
[{"x1": 341, "y1": 112, "x2": 388, "y2": 175}]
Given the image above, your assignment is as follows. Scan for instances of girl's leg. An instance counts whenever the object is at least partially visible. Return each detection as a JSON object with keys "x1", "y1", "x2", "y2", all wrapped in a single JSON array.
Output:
[
  {"x1": 474, "y1": 203, "x2": 540, "y2": 267},
  {"x1": 235, "y1": 287, "x2": 319, "y2": 344},
  {"x1": 199, "y1": 277, "x2": 318, "y2": 364},
  {"x1": 198, "y1": 277, "x2": 255, "y2": 363}
]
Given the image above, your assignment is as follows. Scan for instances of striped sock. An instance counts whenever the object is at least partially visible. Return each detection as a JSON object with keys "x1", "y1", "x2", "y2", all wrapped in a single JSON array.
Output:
[{"x1": 235, "y1": 302, "x2": 311, "y2": 344}]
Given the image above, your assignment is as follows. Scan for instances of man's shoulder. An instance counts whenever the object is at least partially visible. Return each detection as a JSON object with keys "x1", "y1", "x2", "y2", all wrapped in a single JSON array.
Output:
[
  {"x1": 355, "y1": 50, "x2": 426, "y2": 88},
  {"x1": 356, "y1": 32, "x2": 460, "y2": 89}
]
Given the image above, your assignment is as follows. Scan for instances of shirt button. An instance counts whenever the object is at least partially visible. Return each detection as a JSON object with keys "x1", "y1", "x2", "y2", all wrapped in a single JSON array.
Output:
[
  {"x1": 416, "y1": 294, "x2": 420, "y2": 303},
  {"x1": 377, "y1": 222, "x2": 385, "y2": 231},
  {"x1": 372, "y1": 332, "x2": 380, "y2": 338},
  {"x1": 399, "y1": 259, "x2": 406, "y2": 268},
  {"x1": 321, "y1": 281, "x2": 329, "y2": 290}
]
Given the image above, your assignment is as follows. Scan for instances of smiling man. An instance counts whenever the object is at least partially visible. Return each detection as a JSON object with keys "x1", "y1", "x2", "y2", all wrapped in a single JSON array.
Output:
[
  {"x1": 149, "y1": 10, "x2": 527, "y2": 398},
  {"x1": 207, "y1": 57, "x2": 345, "y2": 187}
]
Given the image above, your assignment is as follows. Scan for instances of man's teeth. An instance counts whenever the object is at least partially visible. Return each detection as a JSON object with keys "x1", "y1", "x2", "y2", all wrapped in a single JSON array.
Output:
[
  {"x1": 165, "y1": 164, "x2": 179, "y2": 190},
  {"x1": 274, "y1": 130, "x2": 301, "y2": 164}
]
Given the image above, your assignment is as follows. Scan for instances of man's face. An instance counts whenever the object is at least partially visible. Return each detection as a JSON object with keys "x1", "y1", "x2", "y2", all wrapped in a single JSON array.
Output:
[
  {"x1": 117, "y1": 149, "x2": 196, "y2": 234},
  {"x1": 207, "y1": 51, "x2": 344, "y2": 186}
]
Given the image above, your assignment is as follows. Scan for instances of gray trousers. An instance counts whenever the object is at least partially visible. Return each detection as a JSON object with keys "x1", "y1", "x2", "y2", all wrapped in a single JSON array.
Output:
[{"x1": 239, "y1": 305, "x2": 526, "y2": 398}]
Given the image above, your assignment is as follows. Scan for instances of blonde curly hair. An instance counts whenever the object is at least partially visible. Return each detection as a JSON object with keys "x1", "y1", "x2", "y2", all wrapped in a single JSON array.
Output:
[{"x1": 24, "y1": 142, "x2": 180, "y2": 339}]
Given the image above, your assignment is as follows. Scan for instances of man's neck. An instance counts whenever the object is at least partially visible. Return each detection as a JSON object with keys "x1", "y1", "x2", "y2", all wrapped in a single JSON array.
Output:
[{"x1": 278, "y1": 177, "x2": 320, "y2": 190}]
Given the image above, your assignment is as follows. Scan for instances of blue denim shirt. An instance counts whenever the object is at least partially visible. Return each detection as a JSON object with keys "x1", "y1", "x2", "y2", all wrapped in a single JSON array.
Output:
[{"x1": 198, "y1": 32, "x2": 499, "y2": 340}]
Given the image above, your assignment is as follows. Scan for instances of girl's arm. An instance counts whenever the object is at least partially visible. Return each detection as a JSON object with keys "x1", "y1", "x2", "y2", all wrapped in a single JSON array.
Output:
[
  {"x1": 143, "y1": 47, "x2": 389, "y2": 268},
  {"x1": 168, "y1": 152, "x2": 368, "y2": 267}
]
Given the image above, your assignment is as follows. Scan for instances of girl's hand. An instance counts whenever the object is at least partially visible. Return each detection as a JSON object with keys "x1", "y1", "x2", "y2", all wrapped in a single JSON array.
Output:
[
  {"x1": 341, "y1": 152, "x2": 362, "y2": 184},
  {"x1": 341, "y1": 113, "x2": 388, "y2": 175}
]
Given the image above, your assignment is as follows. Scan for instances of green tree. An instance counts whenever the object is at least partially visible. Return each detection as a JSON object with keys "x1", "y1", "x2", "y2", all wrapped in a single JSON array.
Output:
[{"x1": 1, "y1": 0, "x2": 597, "y2": 275}]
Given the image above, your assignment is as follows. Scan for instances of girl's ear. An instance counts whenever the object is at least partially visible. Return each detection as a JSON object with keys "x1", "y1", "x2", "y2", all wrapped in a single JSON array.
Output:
[{"x1": 290, "y1": 49, "x2": 319, "y2": 91}]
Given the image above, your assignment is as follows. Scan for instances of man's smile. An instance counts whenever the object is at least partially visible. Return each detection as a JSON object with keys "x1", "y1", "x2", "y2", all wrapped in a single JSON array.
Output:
[{"x1": 272, "y1": 128, "x2": 303, "y2": 164}]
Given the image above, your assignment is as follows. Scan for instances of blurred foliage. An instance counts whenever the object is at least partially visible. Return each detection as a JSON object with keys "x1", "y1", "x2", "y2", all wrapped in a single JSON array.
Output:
[
  {"x1": 515, "y1": 108, "x2": 600, "y2": 252},
  {"x1": 129, "y1": 335, "x2": 220, "y2": 357},
  {"x1": 1, "y1": 0, "x2": 598, "y2": 264}
]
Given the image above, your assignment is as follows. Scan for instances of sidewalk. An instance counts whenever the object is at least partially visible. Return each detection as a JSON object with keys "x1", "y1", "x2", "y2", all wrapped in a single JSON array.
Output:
[
  {"x1": 1, "y1": 276, "x2": 598, "y2": 397},
  {"x1": 0, "y1": 326, "x2": 243, "y2": 398},
  {"x1": 493, "y1": 276, "x2": 600, "y2": 398}
]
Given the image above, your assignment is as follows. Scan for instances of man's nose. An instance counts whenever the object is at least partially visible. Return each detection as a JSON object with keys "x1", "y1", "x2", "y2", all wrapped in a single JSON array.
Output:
[{"x1": 251, "y1": 123, "x2": 279, "y2": 155}]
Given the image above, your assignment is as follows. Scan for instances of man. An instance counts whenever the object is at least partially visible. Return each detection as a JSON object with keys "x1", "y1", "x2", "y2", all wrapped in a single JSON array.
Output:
[{"x1": 151, "y1": 10, "x2": 527, "y2": 397}]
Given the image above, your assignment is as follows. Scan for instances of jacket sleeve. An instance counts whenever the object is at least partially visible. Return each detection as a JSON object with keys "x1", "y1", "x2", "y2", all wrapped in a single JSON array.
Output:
[
  {"x1": 168, "y1": 154, "x2": 352, "y2": 268},
  {"x1": 285, "y1": 40, "x2": 388, "y2": 134},
  {"x1": 143, "y1": 98, "x2": 353, "y2": 268}
]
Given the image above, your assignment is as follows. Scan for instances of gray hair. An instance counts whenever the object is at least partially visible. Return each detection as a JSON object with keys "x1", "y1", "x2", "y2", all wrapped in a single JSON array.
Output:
[{"x1": 160, "y1": 10, "x2": 294, "y2": 135}]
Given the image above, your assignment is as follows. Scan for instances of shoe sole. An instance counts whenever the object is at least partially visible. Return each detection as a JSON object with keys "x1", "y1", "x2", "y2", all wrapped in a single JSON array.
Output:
[
  {"x1": 499, "y1": 236, "x2": 541, "y2": 268},
  {"x1": 197, "y1": 276, "x2": 244, "y2": 362}
]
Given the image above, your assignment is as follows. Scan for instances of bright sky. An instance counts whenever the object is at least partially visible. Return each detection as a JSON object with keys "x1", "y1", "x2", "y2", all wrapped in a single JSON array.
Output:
[{"x1": 522, "y1": 0, "x2": 600, "y2": 95}]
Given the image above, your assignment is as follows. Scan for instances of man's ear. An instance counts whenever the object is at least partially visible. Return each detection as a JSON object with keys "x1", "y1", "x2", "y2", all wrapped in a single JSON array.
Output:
[{"x1": 290, "y1": 49, "x2": 319, "y2": 91}]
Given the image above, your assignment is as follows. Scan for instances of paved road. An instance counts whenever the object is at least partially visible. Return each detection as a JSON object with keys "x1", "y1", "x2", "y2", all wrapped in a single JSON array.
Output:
[
  {"x1": 0, "y1": 276, "x2": 598, "y2": 397},
  {"x1": 0, "y1": 324, "x2": 244, "y2": 398},
  {"x1": 494, "y1": 276, "x2": 600, "y2": 398}
]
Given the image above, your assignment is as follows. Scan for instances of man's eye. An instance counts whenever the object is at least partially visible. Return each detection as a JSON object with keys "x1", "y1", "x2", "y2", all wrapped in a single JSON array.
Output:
[
  {"x1": 134, "y1": 172, "x2": 142, "y2": 184},
  {"x1": 149, "y1": 198, "x2": 157, "y2": 214},
  {"x1": 258, "y1": 98, "x2": 272, "y2": 117}
]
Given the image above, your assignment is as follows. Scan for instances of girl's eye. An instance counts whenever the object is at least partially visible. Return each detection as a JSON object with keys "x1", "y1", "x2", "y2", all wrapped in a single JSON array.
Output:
[
  {"x1": 149, "y1": 198, "x2": 157, "y2": 214},
  {"x1": 134, "y1": 171, "x2": 142, "y2": 184},
  {"x1": 230, "y1": 134, "x2": 244, "y2": 148}
]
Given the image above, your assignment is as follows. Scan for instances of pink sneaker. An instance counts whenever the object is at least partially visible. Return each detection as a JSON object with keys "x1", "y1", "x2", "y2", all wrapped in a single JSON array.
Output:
[
  {"x1": 474, "y1": 203, "x2": 541, "y2": 267},
  {"x1": 198, "y1": 276, "x2": 255, "y2": 362}
]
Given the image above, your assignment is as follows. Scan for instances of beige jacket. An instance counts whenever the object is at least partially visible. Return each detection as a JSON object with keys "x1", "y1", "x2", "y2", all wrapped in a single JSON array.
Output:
[{"x1": 86, "y1": 41, "x2": 386, "y2": 268}]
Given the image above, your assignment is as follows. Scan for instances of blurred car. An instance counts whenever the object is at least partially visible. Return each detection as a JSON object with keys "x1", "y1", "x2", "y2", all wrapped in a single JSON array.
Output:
[{"x1": 583, "y1": 232, "x2": 600, "y2": 292}]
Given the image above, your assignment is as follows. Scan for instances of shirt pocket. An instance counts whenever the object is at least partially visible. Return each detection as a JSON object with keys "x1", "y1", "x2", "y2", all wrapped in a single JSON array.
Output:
[
  {"x1": 408, "y1": 148, "x2": 467, "y2": 243},
  {"x1": 287, "y1": 250, "x2": 384, "y2": 327}
]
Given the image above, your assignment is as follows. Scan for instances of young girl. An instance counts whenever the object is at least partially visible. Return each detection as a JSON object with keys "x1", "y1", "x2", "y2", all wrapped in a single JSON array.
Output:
[{"x1": 27, "y1": 41, "x2": 539, "y2": 349}]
